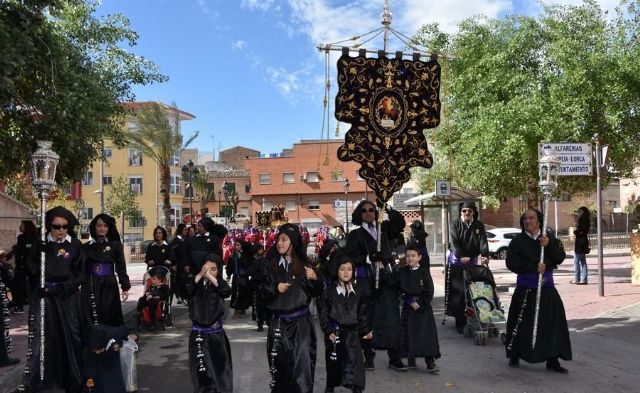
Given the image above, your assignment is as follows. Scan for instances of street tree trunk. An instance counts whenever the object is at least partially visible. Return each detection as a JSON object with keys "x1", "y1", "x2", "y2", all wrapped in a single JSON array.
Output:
[{"x1": 159, "y1": 163, "x2": 173, "y2": 237}]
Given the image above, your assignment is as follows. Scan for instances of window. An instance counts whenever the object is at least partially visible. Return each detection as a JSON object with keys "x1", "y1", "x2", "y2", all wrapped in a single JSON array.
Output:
[
  {"x1": 128, "y1": 149, "x2": 142, "y2": 166},
  {"x1": 355, "y1": 170, "x2": 364, "y2": 181},
  {"x1": 169, "y1": 173, "x2": 181, "y2": 194},
  {"x1": 129, "y1": 211, "x2": 145, "y2": 228},
  {"x1": 331, "y1": 170, "x2": 344, "y2": 182},
  {"x1": 127, "y1": 120, "x2": 139, "y2": 132},
  {"x1": 259, "y1": 173, "x2": 271, "y2": 185},
  {"x1": 504, "y1": 233, "x2": 520, "y2": 240},
  {"x1": 206, "y1": 183, "x2": 215, "y2": 200},
  {"x1": 308, "y1": 200, "x2": 320, "y2": 210},
  {"x1": 285, "y1": 200, "x2": 297, "y2": 211},
  {"x1": 262, "y1": 200, "x2": 273, "y2": 211},
  {"x1": 129, "y1": 176, "x2": 143, "y2": 194},
  {"x1": 79, "y1": 207, "x2": 93, "y2": 221},
  {"x1": 283, "y1": 172, "x2": 294, "y2": 184},
  {"x1": 103, "y1": 176, "x2": 113, "y2": 186},
  {"x1": 168, "y1": 152, "x2": 180, "y2": 166},
  {"x1": 82, "y1": 171, "x2": 93, "y2": 186},
  {"x1": 170, "y1": 206, "x2": 182, "y2": 228},
  {"x1": 102, "y1": 148, "x2": 112, "y2": 158},
  {"x1": 306, "y1": 172, "x2": 319, "y2": 183}
]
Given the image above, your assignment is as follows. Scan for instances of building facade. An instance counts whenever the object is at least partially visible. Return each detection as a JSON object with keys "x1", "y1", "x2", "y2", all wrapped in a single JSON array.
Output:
[{"x1": 80, "y1": 102, "x2": 195, "y2": 242}]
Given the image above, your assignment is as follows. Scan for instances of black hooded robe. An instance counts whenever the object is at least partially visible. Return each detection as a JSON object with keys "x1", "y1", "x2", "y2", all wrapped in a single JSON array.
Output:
[
  {"x1": 82, "y1": 239, "x2": 131, "y2": 327},
  {"x1": 504, "y1": 232, "x2": 572, "y2": 364},
  {"x1": 83, "y1": 324, "x2": 133, "y2": 393},
  {"x1": 185, "y1": 275, "x2": 233, "y2": 393},
  {"x1": 318, "y1": 286, "x2": 368, "y2": 391},
  {"x1": 397, "y1": 266, "x2": 440, "y2": 360}
]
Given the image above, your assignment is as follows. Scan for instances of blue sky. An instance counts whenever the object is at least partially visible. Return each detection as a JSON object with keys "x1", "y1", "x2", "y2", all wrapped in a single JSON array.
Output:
[{"x1": 96, "y1": 0, "x2": 617, "y2": 159}]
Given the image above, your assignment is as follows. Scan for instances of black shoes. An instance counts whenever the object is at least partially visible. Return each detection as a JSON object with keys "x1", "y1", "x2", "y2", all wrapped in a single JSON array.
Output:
[
  {"x1": 257, "y1": 325, "x2": 264, "y2": 332},
  {"x1": 407, "y1": 358, "x2": 417, "y2": 369},
  {"x1": 546, "y1": 359, "x2": 568, "y2": 374},
  {"x1": 508, "y1": 357, "x2": 520, "y2": 368},
  {"x1": 364, "y1": 359, "x2": 375, "y2": 371},
  {"x1": 388, "y1": 360, "x2": 408, "y2": 372},
  {"x1": 0, "y1": 358, "x2": 20, "y2": 368},
  {"x1": 426, "y1": 358, "x2": 439, "y2": 373}
]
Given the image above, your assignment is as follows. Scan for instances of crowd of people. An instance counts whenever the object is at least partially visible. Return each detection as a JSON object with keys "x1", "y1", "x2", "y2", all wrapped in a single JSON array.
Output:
[{"x1": 0, "y1": 199, "x2": 579, "y2": 392}]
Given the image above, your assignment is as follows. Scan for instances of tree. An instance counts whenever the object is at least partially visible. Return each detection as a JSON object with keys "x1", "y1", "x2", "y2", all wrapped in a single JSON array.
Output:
[
  {"x1": 412, "y1": 1, "x2": 640, "y2": 205},
  {"x1": 0, "y1": 0, "x2": 166, "y2": 183},
  {"x1": 191, "y1": 169, "x2": 213, "y2": 215},
  {"x1": 126, "y1": 102, "x2": 198, "y2": 235},
  {"x1": 105, "y1": 175, "x2": 141, "y2": 232}
]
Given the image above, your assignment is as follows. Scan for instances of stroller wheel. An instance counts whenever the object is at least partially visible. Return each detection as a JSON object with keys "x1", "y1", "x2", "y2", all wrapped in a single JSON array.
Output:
[{"x1": 473, "y1": 332, "x2": 480, "y2": 345}]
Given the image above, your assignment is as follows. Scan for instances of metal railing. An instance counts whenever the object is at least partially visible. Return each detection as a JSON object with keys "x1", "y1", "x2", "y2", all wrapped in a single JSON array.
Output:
[{"x1": 558, "y1": 232, "x2": 631, "y2": 251}]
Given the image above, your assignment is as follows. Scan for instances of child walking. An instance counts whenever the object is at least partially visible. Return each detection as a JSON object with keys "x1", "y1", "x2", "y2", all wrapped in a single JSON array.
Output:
[
  {"x1": 319, "y1": 255, "x2": 372, "y2": 393},
  {"x1": 397, "y1": 244, "x2": 441, "y2": 372},
  {"x1": 184, "y1": 254, "x2": 233, "y2": 393}
]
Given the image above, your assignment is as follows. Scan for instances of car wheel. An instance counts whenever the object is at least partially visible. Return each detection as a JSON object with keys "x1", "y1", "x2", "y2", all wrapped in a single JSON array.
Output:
[{"x1": 497, "y1": 248, "x2": 508, "y2": 260}]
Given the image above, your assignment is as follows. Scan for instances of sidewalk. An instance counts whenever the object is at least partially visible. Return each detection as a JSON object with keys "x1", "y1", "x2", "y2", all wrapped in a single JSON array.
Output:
[{"x1": 0, "y1": 263, "x2": 149, "y2": 393}]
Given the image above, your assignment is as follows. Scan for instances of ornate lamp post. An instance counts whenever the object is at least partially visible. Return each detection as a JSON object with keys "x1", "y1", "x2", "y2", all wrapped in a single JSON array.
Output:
[
  {"x1": 532, "y1": 146, "x2": 560, "y2": 349},
  {"x1": 343, "y1": 178, "x2": 350, "y2": 233},
  {"x1": 30, "y1": 140, "x2": 59, "y2": 382},
  {"x1": 181, "y1": 159, "x2": 198, "y2": 224}
]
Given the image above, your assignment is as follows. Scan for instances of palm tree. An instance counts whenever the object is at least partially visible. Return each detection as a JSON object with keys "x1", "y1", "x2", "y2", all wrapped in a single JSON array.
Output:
[
  {"x1": 126, "y1": 102, "x2": 198, "y2": 235},
  {"x1": 191, "y1": 168, "x2": 212, "y2": 215}
]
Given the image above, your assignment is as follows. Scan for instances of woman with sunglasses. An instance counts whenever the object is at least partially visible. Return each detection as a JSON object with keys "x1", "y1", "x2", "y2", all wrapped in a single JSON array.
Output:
[
  {"x1": 445, "y1": 201, "x2": 490, "y2": 334},
  {"x1": 82, "y1": 214, "x2": 131, "y2": 327},
  {"x1": 20, "y1": 206, "x2": 85, "y2": 393}
]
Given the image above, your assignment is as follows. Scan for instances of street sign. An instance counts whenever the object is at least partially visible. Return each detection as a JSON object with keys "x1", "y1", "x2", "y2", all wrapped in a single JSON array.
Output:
[
  {"x1": 538, "y1": 143, "x2": 592, "y2": 176},
  {"x1": 435, "y1": 180, "x2": 451, "y2": 196}
]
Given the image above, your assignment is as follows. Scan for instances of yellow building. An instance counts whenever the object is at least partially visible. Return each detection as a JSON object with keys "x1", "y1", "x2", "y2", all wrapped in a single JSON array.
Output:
[{"x1": 80, "y1": 102, "x2": 195, "y2": 242}]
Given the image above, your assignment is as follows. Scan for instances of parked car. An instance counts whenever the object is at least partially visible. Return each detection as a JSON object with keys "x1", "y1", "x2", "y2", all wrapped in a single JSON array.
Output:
[{"x1": 486, "y1": 228, "x2": 521, "y2": 260}]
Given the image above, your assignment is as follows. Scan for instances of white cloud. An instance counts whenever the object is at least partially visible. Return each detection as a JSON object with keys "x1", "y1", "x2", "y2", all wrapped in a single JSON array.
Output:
[
  {"x1": 196, "y1": 0, "x2": 219, "y2": 19},
  {"x1": 231, "y1": 40, "x2": 247, "y2": 52},
  {"x1": 241, "y1": 0, "x2": 280, "y2": 12}
]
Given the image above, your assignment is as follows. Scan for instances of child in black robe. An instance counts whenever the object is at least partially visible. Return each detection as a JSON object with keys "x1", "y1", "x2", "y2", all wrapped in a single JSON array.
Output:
[
  {"x1": 83, "y1": 324, "x2": 137, "y2": 393},
  {"x1": 184, "y1": 254, "x2": 233, "y2": 393},
  {"x1": 398, "y1": 244, "x2": 441, "y2": 373},
  {"x1": 319, "y1": 255, "x2": 372, "y2": 393}
]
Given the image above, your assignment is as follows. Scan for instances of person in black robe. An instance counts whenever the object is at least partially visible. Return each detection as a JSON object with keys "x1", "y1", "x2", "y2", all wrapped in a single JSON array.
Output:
[
  {"x1": 398, "y1": 244, "x2": 440, "y2": 372},
  {"x1": 225, "y1": 240, "x2": 253, "y2": 318},
  {"x1": 505, "y1": 208, "x2": 571, "y2": 373},
  {"x1": 10, "y1": 220, "x2": 38, "y2": 313},
  {"x1": 145, "y1": 226, "x2": 175, "y2": 271},
  {"x1": 20, "y1": 206, "x2": 85, "y2": 393},
  {"x1": 82, "y1": 214, "x2": 130, "y2": 327},
  {"x1": 247, "y1": 247, "x2": 270, "y2": 332},
  {"x1": 446, "y1": 201, "x2": 490, "y2": 333},
  {"x1": 317, "y1": 239, "x2": 342, "y2": 288},
  {"x1": 319, "y1": 254, "x2": 371, "y2": 393},
  {"x1": 187, "y1": 218, "x2": 226, "y2": 279},
  {"x1": 259, "y1": 223, "x2": 323, "y2": 393},
  {"x1": 184, "y1": 254, "x2": 233, "y2": 393},
  {"x1": 344, "y1": 200, "x2": 407, "y2": 371},
  {"x1": 0, "y1": 250, "x2": 19, "y2": 367},
  {"x1": 170, "y1": 223, "x2": 189, "y2": 303},
  {"x1": 82, "y1": 324, "x2": 137, "y2": 393}
]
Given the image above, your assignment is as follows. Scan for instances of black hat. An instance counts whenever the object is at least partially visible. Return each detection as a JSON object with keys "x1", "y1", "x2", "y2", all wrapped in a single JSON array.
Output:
[{"x1": 147, "y1": 266, "x2": 169, "y2": 279}]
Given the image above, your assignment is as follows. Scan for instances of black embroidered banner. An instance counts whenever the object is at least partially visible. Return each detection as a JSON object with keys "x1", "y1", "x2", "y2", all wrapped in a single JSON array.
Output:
[{"x1": 335, "y1": 52, "x2": 441, "y2": 203}]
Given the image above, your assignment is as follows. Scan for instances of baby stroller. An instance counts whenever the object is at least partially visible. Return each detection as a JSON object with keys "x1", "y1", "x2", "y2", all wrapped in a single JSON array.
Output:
[
  {"x1": 461, "y1": 265, "x2": 506, "y2": 345},
  {"x1": 137, "y1": 266, "x2": 172, "y2": 331}
]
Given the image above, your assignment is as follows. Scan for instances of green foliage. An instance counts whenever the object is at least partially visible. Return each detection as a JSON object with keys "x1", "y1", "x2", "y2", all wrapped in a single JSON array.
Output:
[
  {"x1": 191, "y1": 168, "x2": 212, "y2": 212},
  {"x1": 127, "y1": 102, "x2": 198, "y2": 232},
  {"x1": 104, "y1": 176, "x2": 140, "y2": 221},
  {"x1": 0, "y1": 0, "x2": 166, "y2": 182},
  {"x1": 413, "y1": 1, "x2": 640, "y2": 202}
]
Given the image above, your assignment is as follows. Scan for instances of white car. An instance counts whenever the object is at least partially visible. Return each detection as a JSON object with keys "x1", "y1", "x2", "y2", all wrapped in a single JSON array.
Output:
[{"x1": 486, "y1": 228, "x2": 521, "y2": 260}]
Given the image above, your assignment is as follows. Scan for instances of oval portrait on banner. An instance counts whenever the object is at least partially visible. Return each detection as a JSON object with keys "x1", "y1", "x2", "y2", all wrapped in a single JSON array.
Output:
[{"x1": 370, "y1": 89, "x2": 407, "y2": 137}]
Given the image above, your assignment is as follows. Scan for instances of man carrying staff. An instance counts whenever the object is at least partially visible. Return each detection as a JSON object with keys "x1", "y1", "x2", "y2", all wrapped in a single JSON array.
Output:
[{"x1": 446, "y1": 201, "x2": 490, "y2": 334}]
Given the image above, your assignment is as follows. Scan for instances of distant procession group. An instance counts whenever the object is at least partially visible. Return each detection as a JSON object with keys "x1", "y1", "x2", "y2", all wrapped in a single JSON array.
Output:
[{"x1": 0, "y1": 198, "x2": 576, "y2": 393}]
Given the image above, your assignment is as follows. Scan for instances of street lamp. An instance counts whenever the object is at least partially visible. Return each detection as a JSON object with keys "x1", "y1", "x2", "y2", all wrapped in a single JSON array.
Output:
[
  {"x1": 181, "y1": 159, "x2": 198, "y2": 224},
  {"x1": 30, "y1": 140, "x2": 59, "y2": 383},
  {"x1": 343, "y1": 178, "x2": 350, "y2": 233},
  {"x1": 532, "y1": 145, "x2": 560, "y2": 350}
]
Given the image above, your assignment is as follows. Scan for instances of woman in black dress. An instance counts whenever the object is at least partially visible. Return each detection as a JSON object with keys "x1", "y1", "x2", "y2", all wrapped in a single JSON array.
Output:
[
  {"x1": 82, "y1": 214, "x2": 131, "y2": 326},
  {"x1": 11, "y1": 220, "x2": 38, "y2": 313},
  {"x1": 145, "y1": 226, "x2": 175, "y2": 271},
  {"x1": 20, "y1": 206, "x2": 85, "y2": 393}
]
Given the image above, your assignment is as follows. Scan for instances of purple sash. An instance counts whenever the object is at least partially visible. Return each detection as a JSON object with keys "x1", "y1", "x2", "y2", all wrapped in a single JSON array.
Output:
[
  {"x1": 355, "y1": 266, "x2": 367, "y2": 279},
  {"x1": 403, "y1": 295, "x2": 418, "y2": 306},
  {"x1": 192, "y1": 320, "x2": 223, "y2": 334},
  {"x1": 447, "y1": 252, "x2": 478, "y2": 266},
  {"x1": 89, "y1": 262, "x2": 114, "y2": 277},
  {"x1": 274, "y1": 307, "x2": 309, "y2": 320},
  {"x1": 516, "y1": 270, "x2": 554, "y2": 288},
  {"x1": 45, "y1": 281, "x2": 61, "y2": 289}
]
